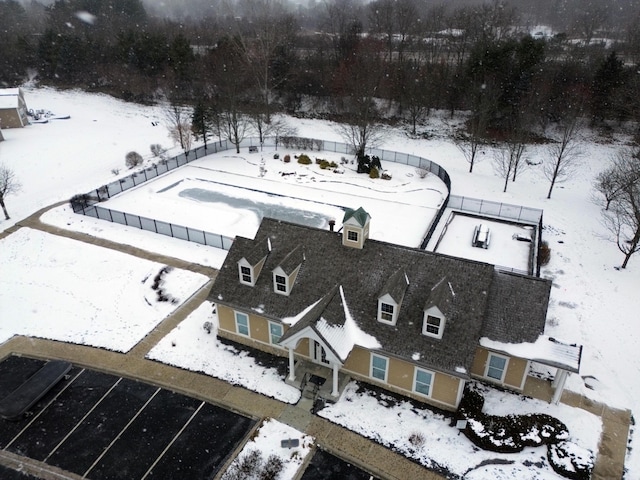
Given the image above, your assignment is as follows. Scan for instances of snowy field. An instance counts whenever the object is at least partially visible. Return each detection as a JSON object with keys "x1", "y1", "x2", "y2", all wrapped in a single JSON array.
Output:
[
  {"x1": 0, "y1": 228, "x2": 208, "y2": 351},
  {"x1": 0, "y1": 86, "x2": 638, "y2": 478}
]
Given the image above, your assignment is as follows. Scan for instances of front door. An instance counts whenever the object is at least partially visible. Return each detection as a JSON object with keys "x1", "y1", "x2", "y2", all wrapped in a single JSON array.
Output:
[{"x1": 312, "y1": 340, "x2": 330, "y2": 365}]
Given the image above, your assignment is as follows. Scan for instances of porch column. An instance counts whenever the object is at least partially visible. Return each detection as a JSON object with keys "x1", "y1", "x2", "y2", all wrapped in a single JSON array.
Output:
[
  {"x1": 288, "y1": 347, "x2": 296, "y2": 381},
  {"x1": 551, "y1": 369, "x2": 568, "y2": 405},
  {"x1": 331, "y1": 363, "x2": 339, "y2": 397}
]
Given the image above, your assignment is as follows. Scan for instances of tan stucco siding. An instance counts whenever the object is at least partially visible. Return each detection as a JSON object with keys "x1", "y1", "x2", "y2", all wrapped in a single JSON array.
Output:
[
  {"x1": 470, "y1": 348, "x2": 489, "y2": 377},
  {"x1": 217, "y1": 305, "x2": 236, "y2": 333},
  {"x1": 504, "y1": 356, "x2": 528, "y2": 389},
  {"x1": 342, "y1": 349, "x2": 461, "y2": 409},
  {"x1": 343, "y1": 346, "x2": 370, "y2": 376},
  {"x1": 216, "y1": 305, "x2": 288, "y2": 357},
  {"x1": 471, "y1": 347, "x2": 528, "y2": 390},
  {"x1": 432, "y1": 372, "x2": 461, "y2": 406},
  {"x1": 294, "y1": 338, "x2": 310, "y2": 356},
  {"x1": 388, "y1": 356, "x2": 415, "y2": 391}
]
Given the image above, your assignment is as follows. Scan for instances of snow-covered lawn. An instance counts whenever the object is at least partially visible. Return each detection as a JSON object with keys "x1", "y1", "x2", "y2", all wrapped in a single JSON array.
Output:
[
  {"x1": 147, "y1": 301, "x2": 301, "y2": 404},
  {"x1": 0, "y1": 228, "x2": 208, "y2": 352},
  {"x1": 1, "y1": 87, "x2": 638, "y2": 478},
  {"x1": 318, "y1": 381, "x2": 601, "y2": 480},
  {"x1": 220, "y1": 418, "x2": 313, "y2": 480}
]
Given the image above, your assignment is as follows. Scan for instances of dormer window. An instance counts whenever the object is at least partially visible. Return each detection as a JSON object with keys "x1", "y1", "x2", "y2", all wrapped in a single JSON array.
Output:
[
  {"x1": 424, "y1": 314, "x2": 443, "y2": 338},
  {"x1": 238, "y1": 262, "x2": 254, "y2": 286},
  {"x1": 376, "y1": 270, "x2": 408, "y2": 326},
  {"x1": 377, "y1": 300, "x2": 397, "y2": 324},
  {"x1": 274, "y1": 273, "x2": 288, "y2": 293}
]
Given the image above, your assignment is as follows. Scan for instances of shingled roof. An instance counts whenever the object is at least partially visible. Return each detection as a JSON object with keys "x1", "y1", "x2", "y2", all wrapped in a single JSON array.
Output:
[{"x1": 211, "y1": 218, "x2": 551, "y2": 378}]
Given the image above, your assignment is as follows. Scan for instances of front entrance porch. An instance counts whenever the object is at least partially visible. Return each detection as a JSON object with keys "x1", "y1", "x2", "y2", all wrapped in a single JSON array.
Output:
[{"x1": 285, "y1": 360, "x2": 351, "y2": 409}]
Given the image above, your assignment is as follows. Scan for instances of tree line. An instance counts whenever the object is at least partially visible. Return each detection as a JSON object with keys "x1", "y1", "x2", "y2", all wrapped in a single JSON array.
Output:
[
  {"x1": 2, "y1": 0, "x2": 640, "y2": 267},
  {"x1": 1, "y1": 0, "x2": 639, "y2": 133}
]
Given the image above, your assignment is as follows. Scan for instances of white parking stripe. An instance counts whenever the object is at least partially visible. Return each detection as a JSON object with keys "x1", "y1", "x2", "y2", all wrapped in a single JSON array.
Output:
[
  {"x1": 43, "y1": 377, "x2": 123, "y2": 463},
  {"x1": 82, "y1": 387, "x2": 161, "y2": 479},
  {"x1": 3, "y1": 368, "x2": 85, "y2": 452},
  {"x1": 140, "y1": 401, "x2": 206, "y2": 480}
]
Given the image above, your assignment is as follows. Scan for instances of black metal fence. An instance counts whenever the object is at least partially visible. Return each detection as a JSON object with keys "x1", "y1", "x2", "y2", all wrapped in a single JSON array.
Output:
[
  {"x1": 447, "y1": 195, "x2": 543, "y2": 225},
  {"x1": 71, "y1": 136, "x2": 452, "y2": 251}
]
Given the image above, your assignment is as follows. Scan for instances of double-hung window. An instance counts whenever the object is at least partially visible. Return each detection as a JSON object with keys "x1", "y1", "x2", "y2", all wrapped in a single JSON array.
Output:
[
  {"x1": 235, "y1": 311, "x2": 249, "y2": 336},
  {"x1": 269, "y1": 322, "x2": 283, "y2": 345},
  {"x1": 239, "y1": 265, "x2": 252, "y2": 284},
  {"x1": 424, "y1": 315, "x2": 443, "y2": 338},
  {"x1": 275, "y1": 274, "x2": 287, "y2": 293},
  {"x1": 414, "y1": 368, "x2": 433, "y2": 396},
  {"x1": 371, "y1": 354, "x2": 388, "y2": 382},
  {"x1": 486, "y1": 353, "x2": 508, "y2": 382},
  {"x1": 379, "y1": 302, "x2": 394, "y2": 323}
]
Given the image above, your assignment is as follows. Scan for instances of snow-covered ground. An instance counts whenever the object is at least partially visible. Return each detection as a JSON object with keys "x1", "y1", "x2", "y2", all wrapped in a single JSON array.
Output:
[
  {"x1": 0, "y1": 86, "x2": 638, "y2": 478},
  {"x1": 0, "y1": 227, "x2": 208, "y2": 351}
]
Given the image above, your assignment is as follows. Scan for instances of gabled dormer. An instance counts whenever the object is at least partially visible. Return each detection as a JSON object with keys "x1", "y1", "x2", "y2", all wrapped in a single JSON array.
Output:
[
  {"x1": 272, "y1": 245, "x2": 304, "y2": 296},
  {"x1": 342, "y1": 207, "x2": 371, "y2": 249},
  {"x1": 422, "y1": 277, "x2": 456, "y2": 339},
  {"x1": 377, "y1": 269, "x2": 409, "y2": 325},
  {"x1": 237, "y1": 237, "x2": 271, "y2": 286}
]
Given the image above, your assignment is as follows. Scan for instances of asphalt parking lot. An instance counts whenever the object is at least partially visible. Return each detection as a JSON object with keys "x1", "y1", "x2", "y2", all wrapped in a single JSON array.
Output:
[
  {"x1": 0, "y1": 355, "x2": 256, "y2": 480},
  {"x1": 301, "y1": 448, "x2": 378, "y2": 480}
]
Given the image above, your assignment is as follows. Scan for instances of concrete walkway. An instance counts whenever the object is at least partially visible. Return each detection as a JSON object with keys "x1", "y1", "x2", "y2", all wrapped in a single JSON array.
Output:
[{"x1": 0, "y1": 205, "x2": 632, "y2": 480}]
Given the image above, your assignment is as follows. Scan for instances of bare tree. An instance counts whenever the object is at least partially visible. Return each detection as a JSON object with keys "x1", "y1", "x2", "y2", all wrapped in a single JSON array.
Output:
[
  {"x1": 164, "y1": 103, "x2": 193, "y2": 155},
  {"x1": 0, "y1": 163, "x2": 21, "y2": 220},
  {"x1": 543, "y1": 117, "x2": 584, "y2": 199},
  {"x1": 597, "y1": 148, "x2": 640, "y2": 268},
  {"x1": 493, "y1": 145, "x2": 517, "y2": 193}
]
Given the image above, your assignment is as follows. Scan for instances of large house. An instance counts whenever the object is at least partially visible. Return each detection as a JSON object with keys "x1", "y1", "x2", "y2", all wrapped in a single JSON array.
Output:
[
  {"x1": 210, "y1": 208, "x2": 582, "y2": 410},
  {"x1": 0, "y1": 88, "x2": 29, "y2": 129}
]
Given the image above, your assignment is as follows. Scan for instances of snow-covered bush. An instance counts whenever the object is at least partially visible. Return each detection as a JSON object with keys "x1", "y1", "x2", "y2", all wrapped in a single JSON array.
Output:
[
  {"x1": 221, "y1": 449, "x2": 284, "y2": 480},
  {"x1": 125, "y1": 151, "x2": 143, "y2": 169},
  {"x1": 547, "y1": 441, "x2": 594, "y2": 480},
  {"x1": 297, "y1": 154, "x2": 311, "y2": 165},
  {"x1": 457, "y1": 384, "x2": 569, "y2": 454},
  {"x1": 539, "y1": 240, "x2": 551, "y2": 266}
]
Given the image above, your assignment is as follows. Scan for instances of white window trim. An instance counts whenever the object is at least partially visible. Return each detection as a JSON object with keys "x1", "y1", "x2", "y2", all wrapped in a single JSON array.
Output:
[
  {"x1": 234, "y1": 311, "x2": 250, "y2": 337},
  {"x1": 485, "y1": 352, "x2": 509, "y2": 383},
  {"x1": 413, "y1": 367, "x2": 434, "y2": 398},
  {"x1": 238, "y1": 263, "x2": 254, "y2": 286},
  {"x1": 378, "y1": 300, "x2": 396, "y2": 324},
  {"x1": 268, "y1": 321, "x2": 283, "y2": 346},
  {"x1": 370, "y1": 354, "x2": 389, "y2": 383},
  {"x1": 422, "y1": 313, "x2": 444, "y2": 339},
  {"x1": 273, "y1": 272, "x2": 289, "y2": 295}
]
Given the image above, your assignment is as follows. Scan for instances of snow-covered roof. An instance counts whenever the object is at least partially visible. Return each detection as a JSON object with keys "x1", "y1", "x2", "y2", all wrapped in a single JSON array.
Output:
[
  {"x1": 0, "y1": 88, "x2": 22, "y2": 109},
  {"x1": 480, "y1": 335, "x2": 583, "y2": 373}
]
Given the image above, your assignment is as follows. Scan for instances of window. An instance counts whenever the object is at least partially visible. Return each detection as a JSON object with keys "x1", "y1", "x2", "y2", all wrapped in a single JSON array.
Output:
[
  {"x1": 269, "y1": 322, "x2": 283, "y2": 345},
  {"x1": 239, "y1": 265, "x2": 252, "y2": 285},
  {"x1": 371, "y1": 354, "x2": 388, "y2": 382},
  {"x1": 347, "y1": 230, "x2": 359, "y2": 242},
  {"x1": 486, "y1": 353, "x2": 508, "y2": 382},
  {"x1": 414, "y1": 368, "x2": 433, "y2": 396},
  {"x1": 379, "y1": 302, "x2": 394, "y2": 323},
  {"x1": 275, "y1": 274, "x2": 287, "y2": 293},
  {"x1": 423, "y1": 314, "x2": 443, "y2": 338},
  {"x1": 235, "y1": 312, "x2": 249, "y2": 336}
]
